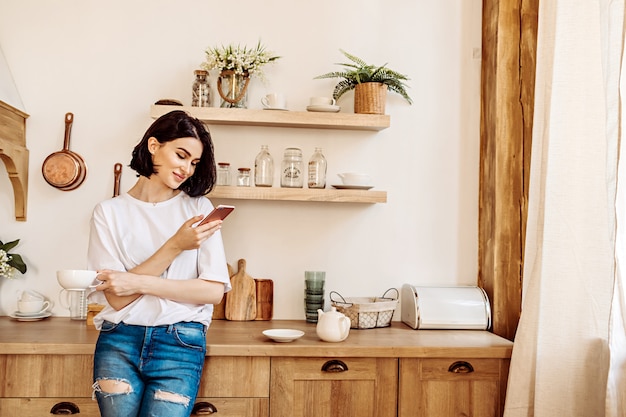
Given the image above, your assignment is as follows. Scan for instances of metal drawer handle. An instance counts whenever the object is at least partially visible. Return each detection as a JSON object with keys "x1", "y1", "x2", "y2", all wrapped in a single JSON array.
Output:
[
  {"x1": 322, "y1": 359, "x2": 349, "y2": 373},
  {"x1": 192, "y1": 401, "x2": 218, "y2": 415},
  {"x1": 448, "y1": 361, "x2": 474, "y2": 373},
  {"x1": 50, "y1": 401, "x2": 80, "y2": 414}
]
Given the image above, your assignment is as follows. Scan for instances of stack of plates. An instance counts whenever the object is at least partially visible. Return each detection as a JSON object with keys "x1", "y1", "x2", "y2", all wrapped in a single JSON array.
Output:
[
  {"x1": 9, "y1": 311, "x2": 52, "y2": 321},
  {"x1": 331, "y1": 184, "x2": 374, "y2": 190},
  {"x1": 306, "y1": 104, "x2": 340, "y2": 113}
]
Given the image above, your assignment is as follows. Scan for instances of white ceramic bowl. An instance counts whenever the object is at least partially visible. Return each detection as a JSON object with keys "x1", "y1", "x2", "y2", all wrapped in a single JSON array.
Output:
[
  {"x1": 337, "y1": 172, "x2": 372, "y2": 186},
  {"x1": 56, "y1": 269, "x2": 97, "y2": 290},
  {"x1": 262, "y1": 329, "x2": 305, "y2": 343}
]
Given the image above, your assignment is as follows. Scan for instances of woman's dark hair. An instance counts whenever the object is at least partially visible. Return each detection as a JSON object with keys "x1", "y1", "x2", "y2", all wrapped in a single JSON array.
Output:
[{"x1": 130, "y1": 110, "x2": 216, "y2": 197}]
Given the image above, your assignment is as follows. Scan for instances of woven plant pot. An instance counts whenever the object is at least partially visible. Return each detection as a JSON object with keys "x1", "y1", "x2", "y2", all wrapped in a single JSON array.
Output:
[{"x1": 354, "y1": 82, "x2": 388, "y2": 115}]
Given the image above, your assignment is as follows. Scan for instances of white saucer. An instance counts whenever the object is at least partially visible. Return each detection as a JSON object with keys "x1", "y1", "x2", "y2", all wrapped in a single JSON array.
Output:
[
  {"x1": 13, "y1": 310, "x2": 49, "y2": 317},
  {"x1": 10, "y1": 311, "x2": 52, "y2": 321},
  {"x1": 332, "y1": 184, "x2": 374, "y2": 190},
  {"x1": 263, "y1": 329, "x2": 305, "y2": 343},
  {"x1": 306, "y1": 104, "x2": 340, "y2": 113},
  {"x1": 263, "y1": 107, "x2": 288, "y2": 111}
]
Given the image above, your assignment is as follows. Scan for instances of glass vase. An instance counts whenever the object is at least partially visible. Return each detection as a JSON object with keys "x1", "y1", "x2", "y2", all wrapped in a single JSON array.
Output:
[{"x1": 217, "y1": 70, "x2": 250, "y2": 108}]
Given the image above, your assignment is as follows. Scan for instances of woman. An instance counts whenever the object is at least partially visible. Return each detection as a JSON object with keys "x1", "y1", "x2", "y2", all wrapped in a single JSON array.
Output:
[{"x1": 87, "y1": 110, "x2": 231, "y2": 417}]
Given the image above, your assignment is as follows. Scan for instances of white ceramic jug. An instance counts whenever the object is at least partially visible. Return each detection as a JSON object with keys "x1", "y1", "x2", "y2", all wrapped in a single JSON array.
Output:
[{"x1": 316, "y1": 307, "x2": 351, "y2": 342}]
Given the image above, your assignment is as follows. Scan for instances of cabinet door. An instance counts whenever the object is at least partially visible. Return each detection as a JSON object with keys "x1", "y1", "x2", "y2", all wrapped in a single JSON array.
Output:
[
  {"x1": 399, "y1": 358, "x2": 509, "y2": 417},
  {"x1": 197, "y1": 356, "x2": 270, "y2": 397},
  {"x1": 0, "y1": 355, "x2": 94, "y2": 397},
  {"x1": 0, "y1": 398, "x2": 101, "y2": 417},
  {"x1": 270, "y1": 357, "x2": 397, "y2": 417}
]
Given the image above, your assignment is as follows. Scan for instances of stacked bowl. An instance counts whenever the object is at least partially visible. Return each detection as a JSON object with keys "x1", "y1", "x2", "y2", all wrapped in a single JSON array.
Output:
[{"x1": 304, "y1": 271, "x2": 325, "y2": 322}]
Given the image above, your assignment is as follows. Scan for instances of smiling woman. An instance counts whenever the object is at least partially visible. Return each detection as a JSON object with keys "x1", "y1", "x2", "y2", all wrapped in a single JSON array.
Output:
[{"x1": 87, "y1": 110, "x2": 232, "y2": 417}]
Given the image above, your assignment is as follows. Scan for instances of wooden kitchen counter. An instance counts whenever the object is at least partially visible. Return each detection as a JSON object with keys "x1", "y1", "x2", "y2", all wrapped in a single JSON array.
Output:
[{"x1": 0, "y1": 317, "x2": 512, "y2": 358}]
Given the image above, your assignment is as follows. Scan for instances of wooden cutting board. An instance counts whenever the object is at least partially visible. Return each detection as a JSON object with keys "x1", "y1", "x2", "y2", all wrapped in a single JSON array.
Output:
[
  {"x1": 225, "y1": 259, "x2": 257, "y2": 321},
  {"x1": 212, "y1": 263, "x2": 234, "y2": 320},
  {"x1": 254, "y1": 279, "x2": 274, "y2": 321}
]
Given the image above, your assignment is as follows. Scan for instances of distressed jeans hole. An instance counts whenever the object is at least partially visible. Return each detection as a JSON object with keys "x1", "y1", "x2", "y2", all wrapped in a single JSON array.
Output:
[
  {"x1": 154, "y1": 390, "x2": 190, "y2": 406},
  {"x1": 95, "y1": 379, "x2": 133, "y2": 394}
]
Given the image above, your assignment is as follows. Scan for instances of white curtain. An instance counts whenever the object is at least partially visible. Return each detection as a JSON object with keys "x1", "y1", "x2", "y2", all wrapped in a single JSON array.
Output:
[{"x1": 503, "y1": 1, "x2": 626, "y2": 416}]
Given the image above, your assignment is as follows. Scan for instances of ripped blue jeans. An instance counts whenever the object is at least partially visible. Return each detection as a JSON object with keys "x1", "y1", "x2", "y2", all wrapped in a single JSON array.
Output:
[{"x1": 93, "y1": 320, "x2": 206, "y2": 417}]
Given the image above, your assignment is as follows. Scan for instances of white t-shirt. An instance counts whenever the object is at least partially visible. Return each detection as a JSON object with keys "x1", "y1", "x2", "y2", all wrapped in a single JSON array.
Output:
[{"x1": 87, "y1": 192, "x2": 231, "y2": 329}]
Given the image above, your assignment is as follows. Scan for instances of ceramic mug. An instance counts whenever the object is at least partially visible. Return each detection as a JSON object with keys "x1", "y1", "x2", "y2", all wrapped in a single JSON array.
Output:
[
  {"x1": 261, "y1": 93, "x2": 286, "y2": 109},
  {"x1": 309, "y1": 97, "x2": 336, "y2": 106},
  {"x1": 17, "y1": 299, "x2": 51, "y2": 315}
]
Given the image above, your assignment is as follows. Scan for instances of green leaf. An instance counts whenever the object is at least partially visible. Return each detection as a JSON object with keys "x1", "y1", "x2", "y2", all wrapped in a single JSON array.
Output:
[
  {"x1": 1, "y1": 239, "x2": 19, "y2": 252},
  {"x1": 8, "y1": 253, "x2": 26, "y2": 274}
]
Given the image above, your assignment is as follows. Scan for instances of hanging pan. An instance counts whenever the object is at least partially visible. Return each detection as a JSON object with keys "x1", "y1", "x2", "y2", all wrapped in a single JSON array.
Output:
[{"x1": 42, "y1": 112, "x2": 88, "y2": 191}]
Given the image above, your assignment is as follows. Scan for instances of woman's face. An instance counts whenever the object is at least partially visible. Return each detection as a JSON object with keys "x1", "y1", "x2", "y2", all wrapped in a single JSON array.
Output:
[{"x1": 148, "y1": 137, "x2": 203, "y2": 189}]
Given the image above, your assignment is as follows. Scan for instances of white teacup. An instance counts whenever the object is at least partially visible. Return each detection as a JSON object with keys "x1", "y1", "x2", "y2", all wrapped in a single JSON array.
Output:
[
  {"x1": 310, "y1": 96, "x2": 336, "y2": 106},
  {"x1": 337, "y1": 172, "x2": 372, "y2": 186},
  {"x1": 17, "y1": 299, "x2": 51, "y2": 315},
  {"x1": 261, "y1": 93, "x2": 286, "y2": 109},
  {"x1": 18, "y1": 289, "x2": 44, "y2": 302}
]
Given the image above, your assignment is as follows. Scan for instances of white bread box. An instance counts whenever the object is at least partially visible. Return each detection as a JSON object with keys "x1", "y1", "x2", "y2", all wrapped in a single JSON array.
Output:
[{"x1": 400, "y1": 284, "x2": 491, "y2": 330}]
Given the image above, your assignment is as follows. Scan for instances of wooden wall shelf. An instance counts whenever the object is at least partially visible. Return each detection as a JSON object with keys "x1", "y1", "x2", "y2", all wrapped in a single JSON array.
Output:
[
  {"x1": 0, "y1": 101, "x2": 29, "y2": 221},
  {"x1": 150, "y1": 104, "x2": 390, "y2": 131},
  {"x1": 207, "y1": 186, "x2": 387, "y2": 204}
]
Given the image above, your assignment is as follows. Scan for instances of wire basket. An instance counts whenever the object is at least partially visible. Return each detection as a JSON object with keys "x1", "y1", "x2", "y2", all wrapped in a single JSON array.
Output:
[{"x1": 330, "y1": 288, "x2": 399, "y2": 329}]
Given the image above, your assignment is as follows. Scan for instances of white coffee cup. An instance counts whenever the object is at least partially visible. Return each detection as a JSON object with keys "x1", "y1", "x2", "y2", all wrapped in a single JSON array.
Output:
[
  {"x1": 261, "y1": 93, "x2": 286, "y2": 109},
  {"x1": 310, "y1": 96, "x2": 336, "y2": 106},
  {"x1": 17, "y1": 299, "x2": 51, "y2": 315}
]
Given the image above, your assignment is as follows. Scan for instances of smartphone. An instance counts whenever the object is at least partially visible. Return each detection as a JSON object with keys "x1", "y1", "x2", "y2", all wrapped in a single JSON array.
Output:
[{"x1": 197, "y1": 205, "x2": 235, "y2": 227}]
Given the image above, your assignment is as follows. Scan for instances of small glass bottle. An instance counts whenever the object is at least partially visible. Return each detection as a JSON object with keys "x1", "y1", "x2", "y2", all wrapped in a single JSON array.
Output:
[
  {"x1": 281, "y1": 148, "x2": 304, "y2": 188},
  {"x1": 254, "y1": 145, "x2": 274, "y2": 187},
  {"x1": 192, "y1": 69, "x2": 211, "y2": 107},
  {"x1": 216, "y1": 162, "x2": 231, "y2": 186},
  {"x1": 308, "y1": 147, "x2": 327, "y2": 188},
  {"x1": 237, "y1": 168, "x2": 251, "y2": 186}
]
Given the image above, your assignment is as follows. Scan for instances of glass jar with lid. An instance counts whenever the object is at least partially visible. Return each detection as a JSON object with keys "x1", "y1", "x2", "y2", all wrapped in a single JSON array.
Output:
[
  {"x1": 216, "y1": 162, "x2": 231, "y2": 186},
  {"x1": 237, "y1": 167, "x2": 251, "y2": 187},
  {"x1": 281, "y1": 147, "x2": 303, "y2": 188},
  {"x1": 191, "y1": 69, "x2": 211, "y2": 107}
]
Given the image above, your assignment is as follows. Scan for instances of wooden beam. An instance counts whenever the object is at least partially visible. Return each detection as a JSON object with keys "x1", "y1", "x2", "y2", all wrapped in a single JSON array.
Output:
[{"x1": 479, "y1": 0, "x2": 538, "y2": 341}]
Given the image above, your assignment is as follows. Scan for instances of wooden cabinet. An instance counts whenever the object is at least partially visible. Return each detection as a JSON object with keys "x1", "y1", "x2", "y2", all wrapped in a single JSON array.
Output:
[
  {"x1": 270, "y1": 357, "x2": 397, "y2": 417},
  {"x1": 399, "y1": 358, "x2": 510, "y2": 417},
  {"x1": 0, "y1": 319, "x2": 513, "y2": 417}
]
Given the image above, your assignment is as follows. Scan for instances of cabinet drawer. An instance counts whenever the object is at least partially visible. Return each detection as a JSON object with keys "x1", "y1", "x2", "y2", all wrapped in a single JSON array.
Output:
[
  {"x1": 192, "y1": 398, "x2": 268, "y2": 417},
  {"x1": 270, "y1": 357, "x2": 397, "y2": 417},
  {"x1": 0, "y1": 355, "x2": 93, "y2": 397},
  {"x1": 0, "y1": 398, "x2": 100, "y2": 417},
  {"x1": 198, "y1": 356, "x2": 270, "y2": 397}
]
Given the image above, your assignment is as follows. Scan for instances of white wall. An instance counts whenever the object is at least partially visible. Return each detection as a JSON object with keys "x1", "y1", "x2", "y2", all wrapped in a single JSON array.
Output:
[{"x1": 0, "y1": 0, "x2": 483, "y2": 319}]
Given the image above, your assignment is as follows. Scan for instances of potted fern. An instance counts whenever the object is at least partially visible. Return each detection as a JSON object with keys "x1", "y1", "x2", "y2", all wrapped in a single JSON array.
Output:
[{"x1": 315, "y1": 49, "x2": 412, "y2": 114}]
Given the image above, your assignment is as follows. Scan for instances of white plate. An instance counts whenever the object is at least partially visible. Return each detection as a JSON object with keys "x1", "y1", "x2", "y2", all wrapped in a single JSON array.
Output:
[
  {"x1": 9, "y1": 312, "x2": 52, "y2": 321},
  {"x1": 306, "y1": 104, "x2": 340, "y2": 113},
  {"x1": 263, "y1": 107, "x2": 288, "y2": 111},
  {"x1": 13, "y1": 310, "x2": 49, "y2": 317},
  {"x1": 263, "y1": 329, "x2": 305, "y2": 343},
  {"x1": 332, "y1": 184, "x2": 374, "y2": 190}
]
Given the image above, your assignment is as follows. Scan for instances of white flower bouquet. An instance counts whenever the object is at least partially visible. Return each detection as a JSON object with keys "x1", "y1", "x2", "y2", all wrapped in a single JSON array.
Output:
[{"x1": 202, "y1": 41, "x2": 280, "y2": 79}]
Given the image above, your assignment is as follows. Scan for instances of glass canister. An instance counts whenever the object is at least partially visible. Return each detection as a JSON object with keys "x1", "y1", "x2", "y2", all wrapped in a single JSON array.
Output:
[
  {"x1": 254, "y1": 145, "x2": 274, "y2": 187},
  {"x1": 308, "y1": 147, "x2": 327, "y2": 188},
  {"x1": 191, "y1": 69, "x2": 211, "y2": 107},
  {"x1": 281, "y1": 147, "x2": 303, "y2": 188},
  {"x1": 217, "y1": 162, "x2": 231, "y2": 186},
  {"x1": 237, "y1": 168, "x2": 251, "y2": 186}
]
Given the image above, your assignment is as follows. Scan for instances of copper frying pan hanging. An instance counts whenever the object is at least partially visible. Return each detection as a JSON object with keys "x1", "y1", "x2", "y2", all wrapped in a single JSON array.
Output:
[{"x1": 42, "y1": 112, "x2": 87, "y2": 191}]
